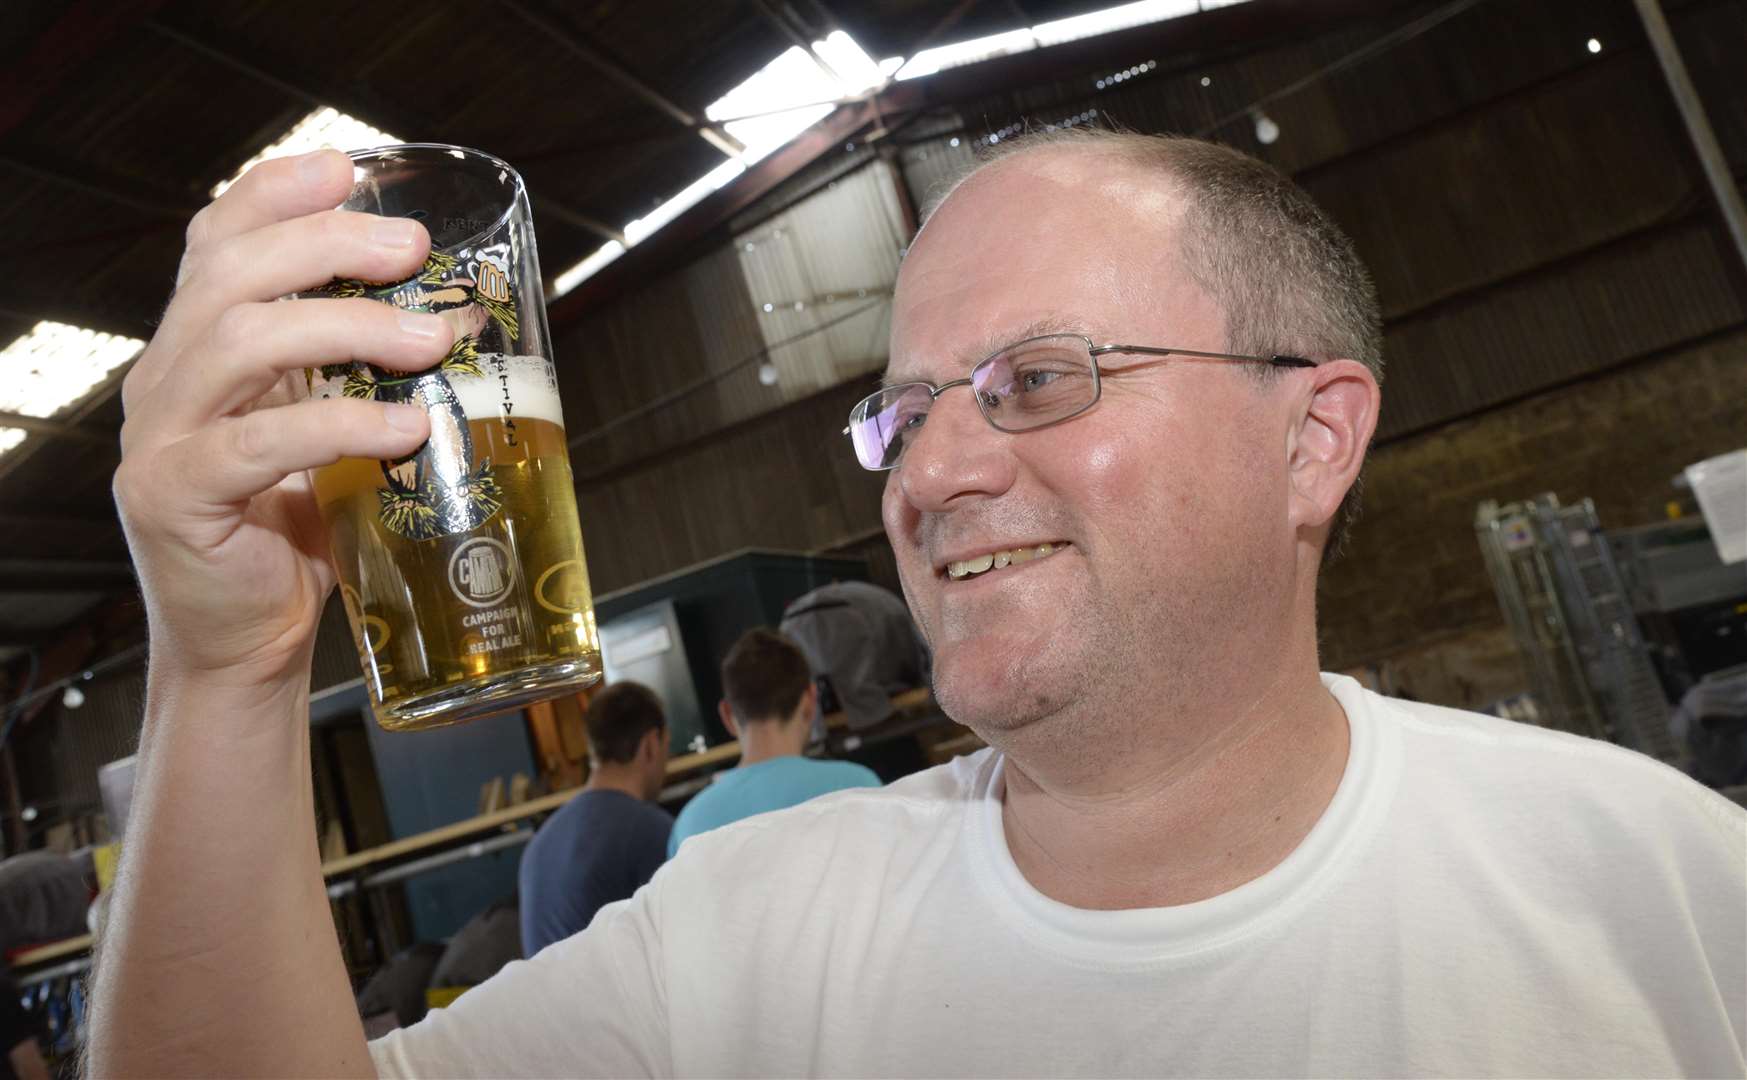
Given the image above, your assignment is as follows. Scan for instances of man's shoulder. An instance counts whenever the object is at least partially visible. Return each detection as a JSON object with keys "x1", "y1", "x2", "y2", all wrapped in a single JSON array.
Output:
[
  {"x1": 1369, "y1": 687, "x2": 1746, "y2": 845},
  {"x1": 540, "y1": 789, "x2": 669, "y2": 839}
]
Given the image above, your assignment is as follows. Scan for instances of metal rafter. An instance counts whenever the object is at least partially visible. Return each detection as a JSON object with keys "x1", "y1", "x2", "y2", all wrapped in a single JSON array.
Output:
[
  {"x1": 0, "y1": 413, "x2": 117, "y2": 449},
  {"x1": 750, "y1": 0, "x2": 844, "y2": 83},
  {"x1": 0, "y1": 153, "x2": 201, "y2": 220},
  {"x1": 0, "y1": 561, "x2": 136, "y2": 594},
  {"x1": 0, "y1": 0, "x2": 170, "y2": 140},
  {"x1": 142, "y1": 17, "x2": 628, "y2": 245},
  {"x1": 551, "y1": 0, "x2": 1432, "y2": 319},
  {"x1": 497, "y1": 0, "x2": 747, "y2": 160},
  {"x1": 0, "y1": 357, "x2": 134, "y2": 488}
]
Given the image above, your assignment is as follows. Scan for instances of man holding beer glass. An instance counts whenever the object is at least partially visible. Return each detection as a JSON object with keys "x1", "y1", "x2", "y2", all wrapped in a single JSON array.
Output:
[{"x1": 91, "y1": 136, "x2": 1743, "y2": 1078}]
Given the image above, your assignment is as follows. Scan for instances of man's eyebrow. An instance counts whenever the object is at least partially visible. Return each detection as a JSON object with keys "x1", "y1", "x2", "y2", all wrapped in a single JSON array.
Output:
[{"x1": 883, "y1": 314, "x2": 1094, "y2": 387}]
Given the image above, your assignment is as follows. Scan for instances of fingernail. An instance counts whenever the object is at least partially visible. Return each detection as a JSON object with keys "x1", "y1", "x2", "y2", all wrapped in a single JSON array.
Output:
[
  {"x1": 398, "y1": 311, "x2": 445, "y2": 339},
  {"x1": 297, "y1": 150, "x2": 333, "y2": 185},
  {"x1": 371, "y1": 218, "x2": 422, "y2": 248},
  {"x1": 384, "y1": 404, "x2": 427, "y2": 434}
]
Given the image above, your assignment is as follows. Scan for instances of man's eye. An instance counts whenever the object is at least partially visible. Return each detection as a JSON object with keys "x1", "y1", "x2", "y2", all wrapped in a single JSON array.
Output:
[
  {"x1": 898, "y1": 410, "x2": 928, "y2": 430},
  {"x1": 1020, "y1": 369, "x2": 1064, "y2": 391}
]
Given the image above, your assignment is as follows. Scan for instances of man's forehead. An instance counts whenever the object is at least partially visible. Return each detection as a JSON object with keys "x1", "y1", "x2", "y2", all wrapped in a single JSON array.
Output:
[
  {"x1": 885, "y1": 147, "x2": 1191, "y2": 382},
  {"x1": 882, "y1": 313, "x2": 1094, "y2": 386}
]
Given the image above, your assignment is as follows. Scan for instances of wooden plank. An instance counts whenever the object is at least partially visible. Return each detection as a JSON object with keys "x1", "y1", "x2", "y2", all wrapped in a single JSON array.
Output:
[
  {"x1": 317, "y1": 738, "x2": 744, "y2": 878},
  {"x1": 11, "y1": 934, "x2": 92, "y2": 968}
]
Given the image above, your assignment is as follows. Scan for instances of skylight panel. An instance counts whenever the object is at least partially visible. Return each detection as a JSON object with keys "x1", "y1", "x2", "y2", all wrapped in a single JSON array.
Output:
[
  {"x1": 895, "y1": 29, "x2": 1038, "y2": 81},
  {"x1": 1031, "y1": 1, "x2": 1201, "y2": 47},
  {"x1": 708, "y1": 47, "x2": 845, "y2": 164},
  {"x1": 552, "y1": 33, "x2": 883, "y2": 296},
  {"x1": 0, "y1": 320, "x2": 145, "y2": 456},
  {"x1": 212, "y1": 107, "x2": 399, "y2": 197}
]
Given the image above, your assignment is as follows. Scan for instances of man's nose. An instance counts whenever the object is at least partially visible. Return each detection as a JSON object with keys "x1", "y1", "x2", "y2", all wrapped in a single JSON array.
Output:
[{"x1": 894, "y1": 389, "x2": 1018, "y2": 512}]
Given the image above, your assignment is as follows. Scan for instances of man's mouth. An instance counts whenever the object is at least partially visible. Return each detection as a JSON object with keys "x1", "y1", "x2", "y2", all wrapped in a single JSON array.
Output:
[{"x1": 943, "y1": 541, "x2": 1071, "y2": 581}]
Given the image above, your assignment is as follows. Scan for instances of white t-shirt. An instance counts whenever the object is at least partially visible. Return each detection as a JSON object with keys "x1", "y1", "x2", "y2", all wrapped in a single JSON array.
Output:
[{"x1": 370, "y1": 675, "x2": 1746, "y2": 1077}]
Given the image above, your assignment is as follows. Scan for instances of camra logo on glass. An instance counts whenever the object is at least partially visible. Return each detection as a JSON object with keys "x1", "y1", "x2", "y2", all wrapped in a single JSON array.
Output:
[{"x1": 448, "y1": 537, "x2": 516, "y2": 608}]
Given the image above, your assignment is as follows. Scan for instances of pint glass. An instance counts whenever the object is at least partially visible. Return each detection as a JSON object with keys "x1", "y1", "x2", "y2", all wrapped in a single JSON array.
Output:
[{"x1": 304, "y1": 145, "x2": 602, "y2": 730}]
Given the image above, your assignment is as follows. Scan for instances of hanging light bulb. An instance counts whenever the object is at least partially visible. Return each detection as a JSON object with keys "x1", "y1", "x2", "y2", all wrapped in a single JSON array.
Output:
[
  {"x1": 1253, "y1": 110, "x2": 1280, "y2": 146},
  {"x1": 62, "y1": 686, "x2": 85, "y2": 709},
  {"x1": 758, "y1": 362, "x2": 780, "y2": 386}
]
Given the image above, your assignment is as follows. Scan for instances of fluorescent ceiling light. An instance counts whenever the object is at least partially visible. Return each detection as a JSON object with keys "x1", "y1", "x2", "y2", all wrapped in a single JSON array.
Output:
[
  {"x1": 212, "y1": 107, "x2": 399, "y2": 197},
  {"x1": 0, "y1": 320, "x2": 145, "y2": 456}
]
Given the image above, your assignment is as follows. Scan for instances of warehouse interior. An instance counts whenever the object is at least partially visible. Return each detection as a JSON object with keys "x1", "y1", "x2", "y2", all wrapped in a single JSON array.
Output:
[{"x1": 1, "y1": 0, "x2": 1744, "y2": 1068}]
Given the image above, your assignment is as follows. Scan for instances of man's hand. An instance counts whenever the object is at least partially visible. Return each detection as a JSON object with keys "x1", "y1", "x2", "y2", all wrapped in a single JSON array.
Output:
[
  {"x1": 90, "y1": 149, "x2": 454, "y2": 1078},
  {"x1": 113, "y1": 147, "x2": 452, "y2": 690}
]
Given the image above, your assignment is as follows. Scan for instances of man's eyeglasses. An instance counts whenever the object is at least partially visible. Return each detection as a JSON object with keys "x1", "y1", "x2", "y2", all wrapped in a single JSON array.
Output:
[{"x1": 844, "y1": 334, "x2": 1316, "y2": 471}]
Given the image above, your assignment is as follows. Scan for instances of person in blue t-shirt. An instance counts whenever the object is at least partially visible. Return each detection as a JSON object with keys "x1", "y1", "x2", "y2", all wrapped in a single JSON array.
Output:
[
  {"x1": 518, "y1": 682, "x2": 673, "y2": 957},
  {"x1": 669, "y1": 629, "x2": 881, "y2": 857}
]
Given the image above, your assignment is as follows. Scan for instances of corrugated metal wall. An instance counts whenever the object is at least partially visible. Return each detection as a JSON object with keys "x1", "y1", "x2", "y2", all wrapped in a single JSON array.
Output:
[
  {"x1": 554, "y1": 158, "x2": 909, "y2": 485},
  {"x1": 735, "y1": 159, "x2": 905, "y2": 396}
]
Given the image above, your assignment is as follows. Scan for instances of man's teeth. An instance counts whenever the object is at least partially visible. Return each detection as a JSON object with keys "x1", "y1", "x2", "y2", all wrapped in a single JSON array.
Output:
[{"x1": 947, "y1": 542, "x2": 1062, "y2": 580}]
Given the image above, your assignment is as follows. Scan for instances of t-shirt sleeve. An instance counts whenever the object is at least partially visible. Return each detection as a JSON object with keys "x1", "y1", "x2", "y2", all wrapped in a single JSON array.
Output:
[{"x1": 370, "y1": 880, "x2": 670, "y2": 1077}]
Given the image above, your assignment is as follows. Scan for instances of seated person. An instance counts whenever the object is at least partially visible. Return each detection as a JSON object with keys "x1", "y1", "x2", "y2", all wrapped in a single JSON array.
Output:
[
  {"x1": 669, "y1": 629, "x2": 880, "y2": 856},
  {"x1": 517, "y1": 682, "x2": 671, "y2": 957},
  {"x1": 781, "y1": 580, "x2": 931, "y2": 733}
]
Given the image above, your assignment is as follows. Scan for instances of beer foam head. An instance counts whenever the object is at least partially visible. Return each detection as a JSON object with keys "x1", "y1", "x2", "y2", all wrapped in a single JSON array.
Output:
[{"x1": 447, "y1": 354, "x2": 566, "y2": 428}]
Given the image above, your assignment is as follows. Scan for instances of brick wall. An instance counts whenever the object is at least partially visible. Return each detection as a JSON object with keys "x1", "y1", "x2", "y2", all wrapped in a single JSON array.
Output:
[{"x1": 1319, "y1": 327, "x2": 1747, "y2": 705}]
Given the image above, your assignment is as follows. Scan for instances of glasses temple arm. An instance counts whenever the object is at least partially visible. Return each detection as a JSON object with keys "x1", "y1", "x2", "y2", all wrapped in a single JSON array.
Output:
[{"x1": 1093, "y1": 344, "x2": 1317, "y2": 368}]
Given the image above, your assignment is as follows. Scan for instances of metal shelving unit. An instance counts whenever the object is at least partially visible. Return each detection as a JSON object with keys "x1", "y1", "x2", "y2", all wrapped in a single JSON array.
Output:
[{"x1": 1476, "y1": 494, "x2": 1684, "y2": 764}]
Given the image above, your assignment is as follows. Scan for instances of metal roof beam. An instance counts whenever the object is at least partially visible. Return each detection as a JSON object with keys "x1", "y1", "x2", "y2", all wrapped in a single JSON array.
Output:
[
  {"x1": 549, "y1": 95, "x2": 880, "y2": 319},
  {"x1": 0, "y1": 412, "x2": 118, "y2": 449},
  {"x1": 497, "y1": 0, "x2": 745, "y2": 159},
  {"x1": 142, "y1": 17, "x2": 628, "y2": 246},
  {"x1": 751, "y1": 0, "x2": 843, "y2": 83},
  {"x1": 0, "y1": 153, "x2": 201, "y2": 220},
  {"x1": 0, "y1": 1, "x2": 170, "y2": 140},
  {"x1": 0, "y1": 357, "x2": 135, "y2": 490},
  {"x1": 0, "y1": 506, "x2": 121, "y2": 532},
  {"x1": 551, "y1": 0, "x2": 1426, "y2": 319},
  {"x1": 0, "y1": 561, "x2": 135, "y2": 594},
  {"x1": 0, "y1": 296, "x2": 157, "y2": 340}
]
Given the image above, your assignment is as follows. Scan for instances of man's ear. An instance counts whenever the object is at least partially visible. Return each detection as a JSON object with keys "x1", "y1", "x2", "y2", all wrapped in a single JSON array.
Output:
[
  {"x1": 718, "y1": 699, "x2": 739, "y2": 739},
  {"x1": 1286, "y1": 359, "x2": 1379, "y2": 537},
  {"x1": 796, "y1": 683, "x2": 818, "y2": 725}
]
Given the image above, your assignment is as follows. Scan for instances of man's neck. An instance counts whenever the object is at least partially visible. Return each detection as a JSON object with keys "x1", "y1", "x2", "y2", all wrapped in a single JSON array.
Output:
[
  {"x1": 736, "y1": 716, "x2": 809, "y2": 767},
  {"x1": 585, "y1": 765, "x2": 648, "y2": 800},
  {"x1": 1000, "y1": 664, "x2": 1349, "y2": 911}
]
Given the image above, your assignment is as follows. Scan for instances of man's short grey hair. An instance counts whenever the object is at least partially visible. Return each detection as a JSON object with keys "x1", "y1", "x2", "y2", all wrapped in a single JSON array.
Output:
[{"x1": 920, "y1": 128, "x2": 1383, "y2": 563}]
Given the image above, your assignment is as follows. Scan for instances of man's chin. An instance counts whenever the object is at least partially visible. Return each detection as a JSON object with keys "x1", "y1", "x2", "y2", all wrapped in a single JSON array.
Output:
[{"x1": 930, "y1": 635, "x2": 1074, "y2": 738}]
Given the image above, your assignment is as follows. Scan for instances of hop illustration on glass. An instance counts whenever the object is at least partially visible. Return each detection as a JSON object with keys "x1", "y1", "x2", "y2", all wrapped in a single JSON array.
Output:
[{"x1": 316, "y1": 252, "x2": 518, "y2": 541}]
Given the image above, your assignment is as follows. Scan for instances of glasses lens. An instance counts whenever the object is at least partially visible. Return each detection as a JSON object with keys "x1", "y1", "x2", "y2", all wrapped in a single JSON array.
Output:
[
  {"x1": 971, "y1": 336, "x2": 1098, "y2": 432},
  {"x1": 849, "y1": 383, "x2": 934, "y2": 470}
]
